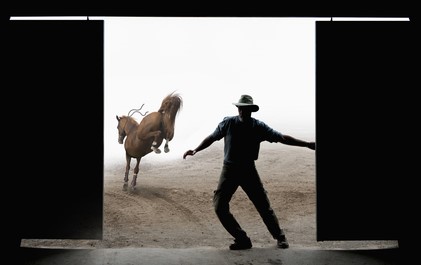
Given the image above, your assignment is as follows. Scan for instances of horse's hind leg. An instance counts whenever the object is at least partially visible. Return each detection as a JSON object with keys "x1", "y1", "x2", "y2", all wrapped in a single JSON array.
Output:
[
  {"x1": 164, "y1": 139, "x2": 170, "y2": 153},
  {"x1": 123, "y1": 155, "x2": 131, "y2": 191},
  {"x1": 130, "y1": 158, "x2": 141, "y2": 190},
  {"x1": 140, "y1": 130, "x2": 162, "y2": 153},
  {"x1": 150, "y1": 131, "x2": 163, "y2": 154}
]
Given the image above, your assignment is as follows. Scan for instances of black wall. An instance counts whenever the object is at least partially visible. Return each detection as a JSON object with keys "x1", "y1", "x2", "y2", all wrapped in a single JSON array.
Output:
[
  {"x1": 316, "y1": 21, "x2": 418, "y2": 245},
  {"x1": 4, "y1": 20, "x2": 104, "y2": 253}
]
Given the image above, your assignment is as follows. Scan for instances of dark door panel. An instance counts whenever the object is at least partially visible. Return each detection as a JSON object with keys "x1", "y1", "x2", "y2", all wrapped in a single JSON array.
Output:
[
  {"x1": 5, "y1": 20, "x2": 103, "y2": 244},
  {"x1": 316, "y1": 21, "x2": 417, "y2": 244}
]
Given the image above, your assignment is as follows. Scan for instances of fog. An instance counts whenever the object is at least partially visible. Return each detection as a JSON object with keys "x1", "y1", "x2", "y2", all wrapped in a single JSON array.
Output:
[{"x1": 103, "y1": 17, "x2": 319, "y2": 165}]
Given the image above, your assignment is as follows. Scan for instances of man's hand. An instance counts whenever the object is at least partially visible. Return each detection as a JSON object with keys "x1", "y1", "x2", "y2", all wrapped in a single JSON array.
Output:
[
  {"x1": 307, "y1": 142, "x2": 316, "y2": 150},
  {"x1": 183, "y1": 150, "x2": 196, "y2": 159}
]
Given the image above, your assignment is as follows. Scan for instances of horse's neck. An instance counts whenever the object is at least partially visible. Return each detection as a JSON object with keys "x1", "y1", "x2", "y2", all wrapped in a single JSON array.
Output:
[{"x1": 125, "y1": 119, "x2": 139, "y2": 134}]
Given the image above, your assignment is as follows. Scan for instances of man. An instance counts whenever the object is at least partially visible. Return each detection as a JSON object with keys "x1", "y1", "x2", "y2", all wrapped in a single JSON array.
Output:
[{"x1": 183, "y1": 94, "x2": 316, "y2": 250}]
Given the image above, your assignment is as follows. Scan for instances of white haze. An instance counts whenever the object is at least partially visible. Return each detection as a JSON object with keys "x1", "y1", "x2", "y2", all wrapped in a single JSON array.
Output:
[{"x1": 102, "y1": 17, "x2": 320, "y2": 165}]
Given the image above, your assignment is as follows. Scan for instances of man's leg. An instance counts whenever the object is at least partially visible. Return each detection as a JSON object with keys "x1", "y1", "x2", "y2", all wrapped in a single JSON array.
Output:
[
  {"x1": 242, "y1": 167, "x2": 289, "y2": 248},
  {"x1": 213, "y1": 165, "x2": 251, "y2": 249}
]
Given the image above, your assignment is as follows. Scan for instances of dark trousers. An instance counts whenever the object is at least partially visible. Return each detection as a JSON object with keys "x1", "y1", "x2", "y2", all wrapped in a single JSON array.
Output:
[{"x1": 213, "y1": 163, "x2": 284, "y2": 241}]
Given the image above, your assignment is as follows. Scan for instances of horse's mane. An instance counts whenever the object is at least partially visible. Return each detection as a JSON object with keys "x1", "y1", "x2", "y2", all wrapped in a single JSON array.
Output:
[
  {"x1": 158, "y1": 91, "x2": 183, "y2": 128},
  {"x1": 121, "y1": 115, "x2": 139, "y2": 125}
]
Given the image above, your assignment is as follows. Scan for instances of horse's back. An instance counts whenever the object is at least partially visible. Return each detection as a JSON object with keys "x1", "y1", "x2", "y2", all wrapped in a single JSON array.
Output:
[
  {"x1": 138, "y1": 111, "x2": 162, "y2": 130},
  {"x1": 136, "y1": 111, "x2": 165, "y2": 153}
]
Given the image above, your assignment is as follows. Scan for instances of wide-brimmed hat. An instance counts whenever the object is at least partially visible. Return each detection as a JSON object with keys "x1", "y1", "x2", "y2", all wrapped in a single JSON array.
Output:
[{"x1": 232, "y1": 94, "x2": 259, "y2": 112}]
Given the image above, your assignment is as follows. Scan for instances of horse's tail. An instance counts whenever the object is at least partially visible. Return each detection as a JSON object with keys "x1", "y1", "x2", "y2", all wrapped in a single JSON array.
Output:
[
  {"x1": 158, "y1": 91, "x2": 183, "y2": 140},
  {"x1": 158, "y1": 91, "x2": 183, "y2": 119}
]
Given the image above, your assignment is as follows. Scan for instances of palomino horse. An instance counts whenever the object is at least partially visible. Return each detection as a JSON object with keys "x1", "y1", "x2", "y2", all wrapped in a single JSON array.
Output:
[{"x1": 116, "y1": 92, "x2": 183, "y2": 190}]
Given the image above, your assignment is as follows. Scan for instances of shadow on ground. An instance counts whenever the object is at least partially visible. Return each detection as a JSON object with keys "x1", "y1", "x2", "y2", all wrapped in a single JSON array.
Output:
[{"x1": 18, "y1": 246, "x2": 405, "y2": 265}]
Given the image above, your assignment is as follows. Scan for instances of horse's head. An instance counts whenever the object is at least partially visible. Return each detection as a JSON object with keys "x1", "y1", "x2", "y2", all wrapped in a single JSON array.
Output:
[{"x1": 116, "y1": 115, "x2": 127, "y2": 144}]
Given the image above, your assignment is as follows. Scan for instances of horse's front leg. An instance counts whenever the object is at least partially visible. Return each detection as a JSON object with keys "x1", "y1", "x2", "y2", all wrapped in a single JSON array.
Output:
[
  {"x1": 123, "y1": 155, "x2": 131, "y2": 191},
  {"x1": 130, "y1": 157, "x2": 141, "y2": 190}
]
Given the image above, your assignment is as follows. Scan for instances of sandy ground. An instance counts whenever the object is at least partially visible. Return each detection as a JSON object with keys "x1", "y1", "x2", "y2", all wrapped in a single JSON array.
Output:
[{"x1": 21, "y1": 141, "x2": 398, "y2": 250}]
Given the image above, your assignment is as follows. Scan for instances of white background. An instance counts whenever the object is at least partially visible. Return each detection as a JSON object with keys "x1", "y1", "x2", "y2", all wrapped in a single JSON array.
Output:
[{"x1": 103, "y1": 17, "x2": 320, "y2": 164}]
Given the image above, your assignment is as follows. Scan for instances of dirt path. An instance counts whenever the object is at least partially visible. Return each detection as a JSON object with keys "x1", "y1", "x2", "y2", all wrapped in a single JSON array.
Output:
[{"x1": 21, "y1": 142, "x2": 398, "y2": 250}]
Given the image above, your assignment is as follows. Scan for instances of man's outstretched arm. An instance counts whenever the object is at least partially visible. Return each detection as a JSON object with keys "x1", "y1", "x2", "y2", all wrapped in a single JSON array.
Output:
[
  {"x1": 279, "y1": 134, "x2": 315, "y2": 150},
  {"x1": 183, "y1": 135, "x2": 217, "y2": 159}
]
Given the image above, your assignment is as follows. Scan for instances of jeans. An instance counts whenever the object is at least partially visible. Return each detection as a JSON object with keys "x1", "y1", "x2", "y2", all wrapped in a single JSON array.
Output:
[{"x1": 213, "y1": 163, "x2": 284, "y2": 241}]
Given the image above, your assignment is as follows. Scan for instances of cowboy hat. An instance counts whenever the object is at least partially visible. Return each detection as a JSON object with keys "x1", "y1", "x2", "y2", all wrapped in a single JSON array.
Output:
[{"x1": 232, "y1": 94, "x2": 259, "y2": 112}]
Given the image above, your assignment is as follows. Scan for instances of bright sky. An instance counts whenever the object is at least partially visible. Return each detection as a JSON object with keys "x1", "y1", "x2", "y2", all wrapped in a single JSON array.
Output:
[{"x1": 102, "y1": 17, "x2": 321, "y2": 164}]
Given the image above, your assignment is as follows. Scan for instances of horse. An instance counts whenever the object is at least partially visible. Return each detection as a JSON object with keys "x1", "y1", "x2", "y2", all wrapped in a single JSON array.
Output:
[{"x1": 116, "y1": 92, "x2": 183, "y2": 190}]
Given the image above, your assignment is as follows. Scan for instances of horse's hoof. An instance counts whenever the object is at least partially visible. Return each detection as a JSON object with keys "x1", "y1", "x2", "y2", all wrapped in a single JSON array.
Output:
[
  {"x1": 152, "y1": 147, "x2": 161, "y2": 154},
  {"x1": 123, "y1": 183, "x2": 128, "y2": 191},
  {"x1": 164, "y1": 147, "x2": 170, "y2": 153}
]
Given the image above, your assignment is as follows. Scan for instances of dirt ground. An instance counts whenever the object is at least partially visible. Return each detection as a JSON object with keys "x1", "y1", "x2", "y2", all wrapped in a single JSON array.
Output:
[{"x1": 21, "y1": 141, "x2": 398, "y2": 250}]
